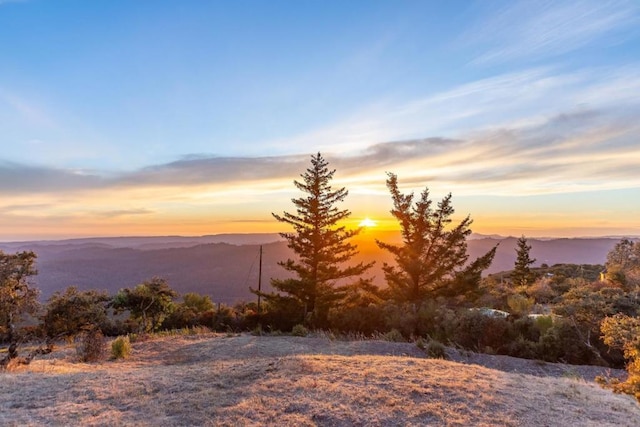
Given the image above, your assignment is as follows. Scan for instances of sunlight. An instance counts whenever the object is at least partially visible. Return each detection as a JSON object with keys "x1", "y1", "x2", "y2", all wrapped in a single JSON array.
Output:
[{"x1": 358, "y1": 217, "x2": 377, "y2": 228}]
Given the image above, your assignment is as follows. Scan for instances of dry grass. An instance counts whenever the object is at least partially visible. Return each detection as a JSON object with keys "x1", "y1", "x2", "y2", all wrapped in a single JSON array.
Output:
[{"x1": 1, "y1": 334, "x2": 639, "y2": 426}]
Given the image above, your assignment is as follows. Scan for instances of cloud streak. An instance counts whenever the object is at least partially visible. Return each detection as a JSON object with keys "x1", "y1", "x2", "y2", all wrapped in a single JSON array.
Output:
[
  {"x1": 462, "y1": 0, "x2": 640, "y2": 65},
  {"x1": 1, "y1": 105, "x2": 638, "y2": 198},
  {"x1": 0, "y1": 65, "x2": 640, "y2": 212}
]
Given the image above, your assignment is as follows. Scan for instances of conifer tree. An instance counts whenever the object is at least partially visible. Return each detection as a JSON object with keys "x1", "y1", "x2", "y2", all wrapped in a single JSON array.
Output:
[
  {"x1": 512, "y1": 235, "x2": 536, "y2": 287},
  {"x1": 377, "y1": 173, "x2": 496, "y2": 304},
  {"x1": 261, "y1": 153, "x2": 372, "y2": 327}
]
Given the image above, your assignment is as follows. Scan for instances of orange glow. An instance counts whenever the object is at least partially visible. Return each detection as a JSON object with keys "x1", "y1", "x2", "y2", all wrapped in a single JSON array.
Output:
[{"x1": 358, "y1": 217, "x2": 377, "y2": 228}]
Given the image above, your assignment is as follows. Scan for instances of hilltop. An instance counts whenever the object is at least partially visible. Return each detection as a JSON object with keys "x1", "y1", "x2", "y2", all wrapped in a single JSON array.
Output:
[{"x1": 1, "y1": 333, "x2": 638, "y2": 426}]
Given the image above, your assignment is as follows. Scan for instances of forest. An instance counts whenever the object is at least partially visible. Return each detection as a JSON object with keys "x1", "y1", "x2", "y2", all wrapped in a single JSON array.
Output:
[{"x1": 1, "y1": 153, "x2": 639, "y2": 402}]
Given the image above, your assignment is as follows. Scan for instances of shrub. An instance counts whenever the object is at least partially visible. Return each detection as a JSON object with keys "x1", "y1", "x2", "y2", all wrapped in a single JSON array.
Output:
[
  {"x1": 601, "y1": 314, "x2": 640, "y2": 402},
  {"x1": 507, "y1": 294, "x2": 534, "y2": 316},
  {"x1": 532, "y1": 315, "x2": 554, "y2": 336},
  {"x1": 291, "y1": 324, "x2": 309, "y2": 337},
  {"x1": 537, "y1": 320, "x2": 596, "y2": 365},
  {"x1": 391, "y1": 301, "x2": 445, "y2": 338},
  {"x1": 251, "y1": 324, "x2": 264, "y2": 336},
  {"x1": 76, "y1": 328, "x2": 106, "y2": 362},
  {"x1": 328, "y1": 304, "x2": 387, "y2": 335},
  {"x1": 426, "y1": 340, "x2": 446, "y2": 359},
  {"x1": 453, "y1": 310, "x2": 515, "y2": 353},
  {"x1": 382, "y1": 328, "x2": 405, "y2": 342},
  {"x1": 506, "y1": 335, "x2": 539, "y2": 359},
  {"x1": 111, "y1": 336, "x2": 132, "y2": 360}
]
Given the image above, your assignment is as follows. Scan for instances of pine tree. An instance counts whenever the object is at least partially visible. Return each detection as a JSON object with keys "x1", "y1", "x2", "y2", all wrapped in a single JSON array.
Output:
[
  {"x1": 261, "y1": 153, "x2": 372, "y2": 328},
  {"x1": 377, "y1": 173, "x2": 496, "y2": 304},
  {"x1": 512, "y1": 235, "x2": 536, "y2": 287}
]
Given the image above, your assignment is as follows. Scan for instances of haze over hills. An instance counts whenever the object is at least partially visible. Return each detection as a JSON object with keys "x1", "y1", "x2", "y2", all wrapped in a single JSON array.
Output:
[{"x1": 0, "y1": 233, "x2": 632, "y2": 304}]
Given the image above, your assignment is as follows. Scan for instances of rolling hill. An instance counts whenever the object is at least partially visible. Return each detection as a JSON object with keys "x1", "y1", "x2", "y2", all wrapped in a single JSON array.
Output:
[{"x1": 0, "y1": 233, "x2": 629, "y2": 303}]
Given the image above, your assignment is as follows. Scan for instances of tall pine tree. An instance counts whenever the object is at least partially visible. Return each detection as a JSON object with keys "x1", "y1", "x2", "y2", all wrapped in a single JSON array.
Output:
[
  {"x1": 512, "y1": 235, "x2": 536, "y2": 287},
  {"x1": 377, "y1": 173, "x2": 496, "y2": 304},
  {"x1": 261, "y1": 153, "x2": 372, "y2": 328}
]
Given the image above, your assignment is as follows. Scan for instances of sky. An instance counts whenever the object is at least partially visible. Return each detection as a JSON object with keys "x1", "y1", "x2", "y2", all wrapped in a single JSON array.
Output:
[{"x1": 1, "y1": 0, "x2": 639, "y2": 241}]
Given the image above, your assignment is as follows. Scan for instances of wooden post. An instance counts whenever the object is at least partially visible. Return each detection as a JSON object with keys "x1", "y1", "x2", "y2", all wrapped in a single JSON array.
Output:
[{"x1": 257, "y1": 245, "x2": 263, "y2": 313}]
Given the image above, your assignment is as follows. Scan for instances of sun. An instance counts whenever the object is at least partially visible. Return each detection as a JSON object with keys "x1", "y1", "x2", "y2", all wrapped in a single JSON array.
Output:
[{"x1": 358, "y1": 217, "x2": 377, "y2": 228}]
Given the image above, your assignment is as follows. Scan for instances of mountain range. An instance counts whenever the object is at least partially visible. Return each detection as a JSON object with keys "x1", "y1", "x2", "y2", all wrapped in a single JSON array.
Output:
[{"x1": 0, "y1": 233, "x2": 630, "y2": 304}]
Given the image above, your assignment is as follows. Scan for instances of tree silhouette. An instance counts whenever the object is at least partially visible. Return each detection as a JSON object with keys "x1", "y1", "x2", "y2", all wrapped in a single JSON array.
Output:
[
  {"x1": 43, "y1": 286, "x2": 110, "y2": 338},
  {"x1": 377, "y1": 173, "x2": 496, "y2": 304},
  {"x1": 512, "y1": 235, "x2": 536, "y2": 287},
  {"x1": 259, "y1": 153, "x2": 372, "y2": 328},
  {"x1": 112, "y1": 277, "x2": 178, "y2": 332}
]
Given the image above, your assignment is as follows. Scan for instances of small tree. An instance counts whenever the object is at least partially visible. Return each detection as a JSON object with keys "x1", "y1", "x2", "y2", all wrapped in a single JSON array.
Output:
[
  {"x1": 0, "y1": 251, "x2": 39, "y2": 344},
  {"x1": 605, "y1": 239, "x2": 640, "y2": 296},
  {"x1": 376, "y1": 173, "x2": 496, "y2": 304},
  {"x1": 112, "y1": 277, "x2": 177, "y2": 333},
  {"x1": 511, "y1": 235, "x2": 536, "y2": 287},
  {"x1": 601, "y1": 314, "x2": 640, "y2": 401},
  {"x1": 554, "y1": 285, "x2": 637, "y2": 365},
  {"x1": 258, "y1": 153, "x2": 373, "y2": 328},
  {"x1": 164, "y1": 292, "x2": 215, "y2": 329},
  {"x1": 43, "y1": 286, "x2": 110, "y2": 339}
]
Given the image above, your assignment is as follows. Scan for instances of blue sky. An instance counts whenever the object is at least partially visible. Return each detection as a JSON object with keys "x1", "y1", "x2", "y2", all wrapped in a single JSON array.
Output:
[{"x1": 1, "y1": 0, "x2": 639, "y2": 240}]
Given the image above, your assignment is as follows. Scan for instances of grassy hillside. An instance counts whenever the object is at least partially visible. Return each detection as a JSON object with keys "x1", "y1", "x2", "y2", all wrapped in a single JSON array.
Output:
[{"x1": 2, "y1": 334, "x2": 638, "y2": 426}]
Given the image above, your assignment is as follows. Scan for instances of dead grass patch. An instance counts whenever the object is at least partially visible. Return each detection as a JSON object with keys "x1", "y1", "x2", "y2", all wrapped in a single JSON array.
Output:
[{"x1": 1, "y1": 333, "x2": 638, "y2": 426}]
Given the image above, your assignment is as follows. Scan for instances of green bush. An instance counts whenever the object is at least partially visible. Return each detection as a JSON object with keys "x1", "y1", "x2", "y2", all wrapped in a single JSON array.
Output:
[
  {"x1": 383, "y1": 301, "x2": 444, "y2": 339},
  {"x1": 506, "y1": 335, "x2": 538, "y2": 359},
  {"x1": 291, "y1": 324, "x2": 309, "y2": 337},
  {"x1": 532, "y1": 315, "x2": 553, "y2": 335},
  {"x1": 382, "y1": 328, "x2": 405, "y2": 342},
  {"x1": 537, "y1": 320, "x2": 596, "y2": 364},
  {"x1": 453, "y1": 310, "x2": 515, "y2": 353},
  {"x1": 328, "y1": 304, "x2": 387, "y2": 335},
  {"x1": 426, "y1": 340, "x2": 446, "y2": 359},
  {"x1": 111, "y1": 336, "x2": 132, "y2": 360}
]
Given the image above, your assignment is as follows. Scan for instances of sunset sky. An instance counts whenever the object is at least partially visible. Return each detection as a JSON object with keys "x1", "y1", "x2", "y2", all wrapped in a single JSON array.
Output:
[{"x1": 1, "y1": 0, "x2": 639, "y2": 241}]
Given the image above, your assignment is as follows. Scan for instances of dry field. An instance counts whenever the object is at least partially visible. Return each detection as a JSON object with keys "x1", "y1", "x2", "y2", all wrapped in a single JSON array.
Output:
[{"x1": 1, "y1": 333, "x2": 639, "y2": 426}]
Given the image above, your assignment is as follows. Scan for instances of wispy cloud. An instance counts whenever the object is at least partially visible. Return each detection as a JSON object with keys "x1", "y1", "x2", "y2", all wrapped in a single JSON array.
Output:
[
  {"x1": 1, "y1": 106, "x2": 638, "y2": 198},
  {"x1": 260, "y1": 65, "x2": 640, "y2": 166},
  {"x1": 461, "y1": 0, "x2": 640, "y2": 65},
  {"x1": 0, "y1": 89, "x2": 58, "y2": 129},
  {"x1": 0, "y1": 161, "x2": 104, "y2": 194},
  {"x1": 1, "y1": 65, "x2": 638, "y2": 206},
  {"x1": 95, "y1": 209, "x2": 154, "y2": 218}
]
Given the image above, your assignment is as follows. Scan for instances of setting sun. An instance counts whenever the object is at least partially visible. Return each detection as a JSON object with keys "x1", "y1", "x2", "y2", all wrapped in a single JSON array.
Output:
[{"x1": 358, "y1": 217, "x2": 377, "y2": 228}]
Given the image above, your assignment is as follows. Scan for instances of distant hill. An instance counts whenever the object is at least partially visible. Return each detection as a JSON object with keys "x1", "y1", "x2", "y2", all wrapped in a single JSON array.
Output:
[
  {"x1": 0, "y1": 233, "x2": 283, "y2": 252},
  {"x1": 0, "y1": 233, "x2": 630, "y2": 303}
]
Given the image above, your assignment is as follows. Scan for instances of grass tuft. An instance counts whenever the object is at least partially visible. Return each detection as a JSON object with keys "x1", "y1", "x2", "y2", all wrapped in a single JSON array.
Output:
[{"x1": 111, "y1": 336, "x2": 132, "y2": 360}]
